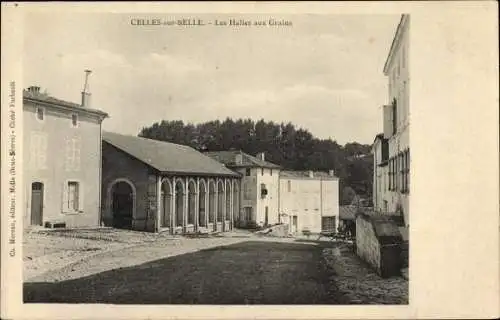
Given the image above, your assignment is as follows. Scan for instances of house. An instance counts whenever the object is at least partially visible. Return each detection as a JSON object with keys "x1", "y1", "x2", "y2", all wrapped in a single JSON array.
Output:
[
  {"x1": 205, "y1": 151, "x2": 340, "y2": 234},
  {"x1": 278, "y1": 170, "x2": 339, "y2": 234},
  {"x1": 372, "y1": 133, "x2": 389, "y2": 211},
  {"x1": 102, "y1": 132, "x2": 241, "y2": 234},
  {"x1": 373, "y1": 14, "x2": 410, "y2": 226},
  {"x1": 23, "y1": 80, "x2": 108, "y2": 228},
  {"x1": 204, "y1": 150, "x2": 281, "y2": 228}
]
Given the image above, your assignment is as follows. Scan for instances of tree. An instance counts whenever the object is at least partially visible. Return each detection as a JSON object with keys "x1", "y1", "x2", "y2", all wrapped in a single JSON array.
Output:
[{"x1": 139, "y1": 118, "x2": 374, "y2": 200}]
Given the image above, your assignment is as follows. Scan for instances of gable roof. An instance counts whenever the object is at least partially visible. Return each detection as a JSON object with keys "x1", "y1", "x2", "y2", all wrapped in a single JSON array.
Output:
[
  {"x1": 204, "y1": 150, "x2": 281, "y2": 169},
  {"x1": 23, "y1": 89, "x2": 108, "y2": 119},
  {"x1": 103, "y1": 131, "x2": 240, "y2": 177}
]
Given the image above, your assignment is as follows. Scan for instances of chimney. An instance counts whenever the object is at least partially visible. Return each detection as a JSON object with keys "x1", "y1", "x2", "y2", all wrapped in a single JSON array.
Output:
[
  {"x1": 81, "y1": 69, "x2": 92, "y2": 108},
  {"x1": 329, "y1": 169, "x2": 335, "y2": 177},
  {"x1": 256, "y1": 152, "x2": 265, "y2": 161},
  {"x1": 27, "y1": 86, "x2": 41, "y2": 94},
  {"x1": 308, "y1": 170, "x2": 314, "y2": 178}
]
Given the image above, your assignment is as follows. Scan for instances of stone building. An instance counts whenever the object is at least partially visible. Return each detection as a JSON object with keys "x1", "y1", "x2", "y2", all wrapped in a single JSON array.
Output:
[
  {"x1": 102, "y1": 132, "x2": 241, "y2": 233},
  {"x1": 23, "y1": 80, "x2": 108, "y2": 228},
  {"x1": 373, "y1": 14, "x2": 410, "y2": 226},
  {"x1": 279, "y1": 170, "x2": 339, "y2": 234},
  {"x1": 204, "y1": 150, "x2": 281, "y2": 228},
  {"x1": 206, "y1": 151, "x2": 340, "y2": 234}
]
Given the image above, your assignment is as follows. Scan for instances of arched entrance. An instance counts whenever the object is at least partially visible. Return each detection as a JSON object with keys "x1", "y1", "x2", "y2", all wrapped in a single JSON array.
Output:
[
  {"x1": 187, "y1": 180, "x2": 196, "y2": 226},
  {"x1": 217, "y1": 180, "x2": 224, "y2": 227},
  {"x1": 225, "y1": 180, "x2": 231, "y2": 231},
  {"x1": 208, "y1": 180, "x2": 216, "y2": 229},
  {"x1": 199, "y1": 180, "x2": 207, "y2": 227},
  {"x1": 161, "y1": 179, "x2": 172, "y2": 229},
  {"x1": 233, "y1": 181, "x2": 239, "y2": 228},
  {"x1": 175, "y1": 180, "x2": 185, "y2": 228},
  {"x1": 111, "y1": 180, "x2": 134, "y2": 229}
]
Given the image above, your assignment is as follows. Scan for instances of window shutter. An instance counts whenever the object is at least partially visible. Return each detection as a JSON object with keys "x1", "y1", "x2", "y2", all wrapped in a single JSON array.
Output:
[
  {"x1": 79, "y1": 182, "x2": 84, "y2": 212},
  {"x1": 62, "y1": 182, "x2": 68, "y2": 213},
  {"x1": 383, "y1": 105, "x2": 392, "y2": 138}
]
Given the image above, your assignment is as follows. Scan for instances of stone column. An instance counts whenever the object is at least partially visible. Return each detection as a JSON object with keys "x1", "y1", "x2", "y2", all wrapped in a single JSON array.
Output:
[
  {"x1": 195, "y1": 178, "x2": 200, "y2": 231},
  {"x1": 184, "y1": 177, "x2": 188, "y2": 233},
  {"x1": 156, "y1": 175, "x2": 162, "y2": 232},
  {"x1": 172, "y1": 177, "x2": 177, "y2": 234},
  {"x1": 214, "y1": 180, "x2": 218, "y2": 231}
]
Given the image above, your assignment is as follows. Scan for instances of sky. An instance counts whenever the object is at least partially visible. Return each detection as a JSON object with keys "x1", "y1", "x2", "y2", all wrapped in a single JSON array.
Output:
[{"x1": 23, "y1": 13, "x2": 400, "y2": 145}]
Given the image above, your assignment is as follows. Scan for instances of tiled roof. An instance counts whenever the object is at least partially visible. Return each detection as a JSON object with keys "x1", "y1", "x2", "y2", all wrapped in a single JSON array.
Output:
[
  {"x1": 204, "y1": 150, "x2": 281, "y2": 169},
  {"x1": 103, "y1": 131, "x2": 240, "y2": 177},
  {"x1": 279, "y1": 170, "x2": 338, "y2": 180},
  {"x1": 23, "y1": 90, "x2": 108, "y2": 118}
]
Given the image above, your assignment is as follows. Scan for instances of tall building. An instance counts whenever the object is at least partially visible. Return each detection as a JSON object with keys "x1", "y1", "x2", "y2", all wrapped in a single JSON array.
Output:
[
  {"x1": 204, "y1": 150, "x2": 281, "y2": 228},
  {"x1": 23, "y1": 78, "x2": 108, "y2": 228},
  {"x1": 373, "y1": 14, "x2": 410, "y2": 226}
]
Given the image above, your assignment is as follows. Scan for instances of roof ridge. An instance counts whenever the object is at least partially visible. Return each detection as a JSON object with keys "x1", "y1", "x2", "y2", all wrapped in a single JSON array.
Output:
[{"x1": 103, "y1": 131, "x2": 192, "y2": 150}]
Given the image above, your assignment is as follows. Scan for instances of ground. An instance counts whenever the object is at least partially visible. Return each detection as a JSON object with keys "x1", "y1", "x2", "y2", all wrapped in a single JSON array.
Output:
[{"x1": 23, "y1": 228, "x2": 408, "y2": 304}]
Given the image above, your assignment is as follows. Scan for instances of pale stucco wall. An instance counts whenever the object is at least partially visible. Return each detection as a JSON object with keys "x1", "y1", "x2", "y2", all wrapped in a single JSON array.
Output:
[
  {"x1": 23, "y1": 100, "x2": 103, "y2": 228},
  {"x1": 256, "y1": 168, "x2": 280, "y2": 226},
  {"x1": 378, "y1": 16, "x2": 410, "y2": 225},
  {"x1": 279, "y1": 177, "x2": 339, "y2": 234}
]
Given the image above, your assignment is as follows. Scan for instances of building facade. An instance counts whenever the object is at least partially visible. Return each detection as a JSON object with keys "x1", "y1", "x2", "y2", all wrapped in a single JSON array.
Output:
[
  {"x1": 102, "y1": 132, "x2": 241, "y2": 234},
  {"x1": 372, "y1": 134, "x2": 389, "y2": 211},
  {"x1": 373, "y1": 14, "x2": 410, "y2": 226},
  {"x1": 205, "y1": 151, "x2": 281, "y2": 228},
  {"x1": 206, "y1": 151, "x2": 340, "y2": 233},
  {"x1": 279, "y1": 170, "x2": 339, "y2": 234},
  {"x1": 23, "y1": 85, "x2": 108, "y2": 228}
]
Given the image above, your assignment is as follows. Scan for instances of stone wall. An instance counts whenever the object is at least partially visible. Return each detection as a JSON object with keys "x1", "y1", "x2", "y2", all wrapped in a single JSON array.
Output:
[{"x1": 356, "y1": 213, "x2": 403, "y2": 278}]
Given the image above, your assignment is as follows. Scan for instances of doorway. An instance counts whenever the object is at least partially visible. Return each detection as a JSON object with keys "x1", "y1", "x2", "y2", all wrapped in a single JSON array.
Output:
[
  {"x1": 111, "y1": 181, "x2": 134, "y2": 229},
  {"x1": 292, "y1": 215, "x2": 298, "y2": 233},
  {"x1": 30, "y1": 182, "x2": 44, "y2": 226},
  {"x1": 264, "y1": 206, "x2": 269, "y2": 226}
]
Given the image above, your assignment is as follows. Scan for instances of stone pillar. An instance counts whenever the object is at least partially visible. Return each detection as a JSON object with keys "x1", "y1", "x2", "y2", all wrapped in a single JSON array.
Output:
[
  {"x1": 222, "y1": 179, "x2": 227, "y2": 232},
  {"x1": 195, "y1": 178, "x2": 199, "y2": 231},
  {"x1": 156, "y1": 176, "x2": 162, "y2": 232},
  {"x1": 184, "y1": 177, "x2": 188, "y2": 233},
  {"x1": 214, "y1": 180, "x2": 218, "y2": 231},
  {"x1": 172, "y1": 177, "x2": 177, "y2": 234},
  {"x1": 205, "y1": 181, "x2": 209, "y2": 228}
]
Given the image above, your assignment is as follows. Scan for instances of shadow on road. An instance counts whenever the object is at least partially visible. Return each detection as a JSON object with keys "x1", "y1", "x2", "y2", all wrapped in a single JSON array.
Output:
[{"x1": 24, "y1": 240, "x2": 347, "y2": 305}]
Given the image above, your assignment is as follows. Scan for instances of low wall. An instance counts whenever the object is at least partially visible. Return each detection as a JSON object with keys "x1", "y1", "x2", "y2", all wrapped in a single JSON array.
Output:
[
  {"x1": 256, "y1": 223, "x2": 290, "y2": 237},
  {"x1": 356, "y1": 213, "x2": 403, "y2": 278}
]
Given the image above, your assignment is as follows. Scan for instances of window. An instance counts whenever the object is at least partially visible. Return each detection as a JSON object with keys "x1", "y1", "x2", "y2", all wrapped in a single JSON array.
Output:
[
  {"x1": 402, "y1": 149, "x2": 410, "y2": 194},
  {"x1": 261, "y1": 168, "x2": 264, "y2": 176},
  {"x1": 392, "y1": 99, "x2": 398, "y2": 135},
  {"x1": 65, "y1": 137, "x2": 81, "y2": 171},
  {"x1": 71, "y1": 114, "x2": 78, "y2": 127},
  {"x1": 245, "y1": 168, "x2": 251, "y2": 176},
  {"x1": 243, "y1": 183, "x2": 252, "y2": 200},
  {"x1": 68, "y1": 181, "x2": 80, "y2": 211},
  {"x1": 63, "y1": 180, "x2": 83, "y2": 213},
  {"x1": 287, "y1": 180, "x2": 291, "y2": 192},
  {"x1": 270, "y1": 169, "x2": 273, "y2": 176},
  {"x1": 36, "y1": 107, "x2": 44, "y2": 121},
  {"x1": 30, "y1": 132, "x2": 47, "y2": 169}
]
